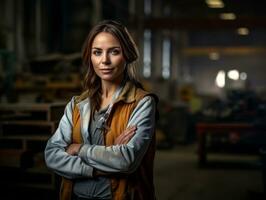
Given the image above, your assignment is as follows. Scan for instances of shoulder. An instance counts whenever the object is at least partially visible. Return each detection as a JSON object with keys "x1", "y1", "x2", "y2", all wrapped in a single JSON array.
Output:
[
  {"x1": 65, "y1": 95, "x2": 85, "y2": 112},
  {"x1": 138, "y1": 95, "x2": 156, "y2": 107},
  {"x1": 135, "y1": 89, "x2": 160, "y2": 121},
  {"x1": 135, "y1": 87, "x2": 159, "y2": 105},
  {"x1": 75, "y1": 91, "x2": 89, "y2": 104}
]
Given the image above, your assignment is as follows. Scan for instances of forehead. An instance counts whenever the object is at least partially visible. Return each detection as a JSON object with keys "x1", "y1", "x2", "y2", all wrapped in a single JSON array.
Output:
[{"x1": 92, "y1": 32, "x2": 121, "y2": 48}]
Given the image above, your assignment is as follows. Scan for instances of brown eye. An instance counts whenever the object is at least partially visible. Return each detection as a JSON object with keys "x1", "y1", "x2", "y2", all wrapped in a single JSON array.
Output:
[
  {"x1": 111, "y1": 49, "x2": 120, "y2": 55},
  {"x1": 92, "y1": 50, "x2": 102, "y2": 56}
]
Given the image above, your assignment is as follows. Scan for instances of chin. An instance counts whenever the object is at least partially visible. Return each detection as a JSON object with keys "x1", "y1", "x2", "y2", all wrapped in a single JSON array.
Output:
[
  {"x1": 100, "y1": 76, "x2": 115, "y2": 81},
  {"x1": 98, "y1": 72, "x2": 124, "y2": 83}
]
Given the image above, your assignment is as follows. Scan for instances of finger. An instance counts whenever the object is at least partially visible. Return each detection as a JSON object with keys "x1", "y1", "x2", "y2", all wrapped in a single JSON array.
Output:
[
  {"x1": 116, "y1": 132, "x2": 131, "y2": 145},
  {"x1": 118, "y1": 129, "x2": 135, "y2": 142},
  {"x1": 122, "y1": 126, "x2": 137, "y2": 138},
  {"x1": 123, "y1": 126, "x2": 137, "y2": 135},
  {"x1": 120, "y1": 134, "x2": 133, "y2": 144},
  {"x1": 115, "y1": 126, "x2": 137, "y2": 144},
  {"x1": 126, "y1": 125, "x2": 137, "y2": 131},
  {"x1": 120, "y1": 130, "x2": 136, "y2": 144}
]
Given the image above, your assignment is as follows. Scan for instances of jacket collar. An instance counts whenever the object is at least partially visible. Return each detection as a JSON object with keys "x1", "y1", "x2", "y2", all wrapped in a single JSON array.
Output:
[
  {"x1": 77, "y1": 80, "x2": 138, "y2": 110},
  {"x1": 115, "y1": 81, "x2": 137, "y2": 104}
]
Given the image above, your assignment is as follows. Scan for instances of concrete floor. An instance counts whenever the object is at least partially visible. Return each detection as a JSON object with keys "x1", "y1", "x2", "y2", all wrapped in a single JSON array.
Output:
[
  {"x1": 154, "y1": 144, "x2": 264, "y2": 200},
  {"x1": 2, "y1": 143, "x2": 264, "y2": 200}
]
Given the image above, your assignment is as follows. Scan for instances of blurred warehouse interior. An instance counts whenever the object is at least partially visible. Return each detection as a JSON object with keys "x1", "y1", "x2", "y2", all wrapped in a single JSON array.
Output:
[{"x1": 0, "y1": 0, "x2": 266, "y2": 199}]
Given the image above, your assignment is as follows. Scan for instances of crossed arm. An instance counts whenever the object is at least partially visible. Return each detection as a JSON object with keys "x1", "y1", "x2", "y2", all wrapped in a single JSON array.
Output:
[
  {"x1": 66, "y1": 125, "x2": 137, "y2": 176},
  {"x1": 45, "y1": 96, "x2": 155, "y2": 179},
  {"x1": 66, "y1": 125, "x2": 137, "y2": 155}
]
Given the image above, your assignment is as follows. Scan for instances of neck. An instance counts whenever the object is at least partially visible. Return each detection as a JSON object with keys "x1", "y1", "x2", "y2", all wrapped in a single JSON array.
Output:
[
  {"x1": 101, "y1": 82, "x2": 118, "y2": 98},
  {"x1": 100, "y1": 80, "x2": 121, "y2": 109},
  {"x1": 101, "y1": 75, "x2": 125, "y2": 98}
]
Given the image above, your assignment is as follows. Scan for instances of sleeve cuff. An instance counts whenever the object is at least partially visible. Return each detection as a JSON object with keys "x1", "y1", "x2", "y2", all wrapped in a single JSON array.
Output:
[
  {"x1": 79, "y1": 144, "x2": 94, "y2": 177},
  {"x1": 76, "y1": 144, "x2": 94, "y2": 177},
  {"x1": 78, "y1": 144, "x2": 90, "y2": 159}
]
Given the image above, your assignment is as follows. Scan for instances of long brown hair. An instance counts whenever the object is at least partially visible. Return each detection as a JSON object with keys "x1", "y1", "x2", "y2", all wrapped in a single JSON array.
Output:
[{"x1": 81, "y1": 20, "x2": 142, "y2": 114}]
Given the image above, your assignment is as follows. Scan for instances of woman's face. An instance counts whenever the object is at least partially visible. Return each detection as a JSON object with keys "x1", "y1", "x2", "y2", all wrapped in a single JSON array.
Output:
[{"x1": 91, "y1": 32, "x2": 126, "y2": 83}]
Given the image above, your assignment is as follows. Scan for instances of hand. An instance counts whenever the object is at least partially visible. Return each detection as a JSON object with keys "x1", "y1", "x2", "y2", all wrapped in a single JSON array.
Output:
[
  {"x1": 93, "y1": 169, "x2": 108, "y2": 177},
  {"x1": 114, "y1": 126, "x2": 137, "y2": 145},
  {"x1": 66, "y1": 143, "x2": 82, "y2": 155}
]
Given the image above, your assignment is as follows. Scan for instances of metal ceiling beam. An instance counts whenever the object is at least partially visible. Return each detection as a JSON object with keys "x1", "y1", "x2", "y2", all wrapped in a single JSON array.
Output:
[
  {"x1": 133, "y1": 17, "x2": 266, "y2": 30},
  {"x1": 183, "y1": 46, "x2": 266, "y2": 56}
]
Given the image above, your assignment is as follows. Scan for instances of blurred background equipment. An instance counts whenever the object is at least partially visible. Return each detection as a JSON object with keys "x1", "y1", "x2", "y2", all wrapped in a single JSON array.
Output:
[{"x1": 0, "y1": 103, "x2": 65, "y2": 199}]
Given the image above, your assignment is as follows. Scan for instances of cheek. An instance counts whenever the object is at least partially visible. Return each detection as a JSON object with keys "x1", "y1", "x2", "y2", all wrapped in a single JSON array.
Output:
[
  {"x1": 114, "y1": 57, "x2": 126, "y2": 68},
  {"x1": 91, "y1": 56, "x2": 100, "y2": 67},
  {"x1": 91, "y1": 57, "x2": 95, "y2": 66},
  {"x1": 91, "y1": 59, "x2": 100, "y2": 74}
]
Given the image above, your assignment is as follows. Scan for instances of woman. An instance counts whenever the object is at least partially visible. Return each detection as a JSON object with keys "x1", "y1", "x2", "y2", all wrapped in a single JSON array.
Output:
[{"x1": 45, "y1": 20, "x2": 158, "y2": 200}]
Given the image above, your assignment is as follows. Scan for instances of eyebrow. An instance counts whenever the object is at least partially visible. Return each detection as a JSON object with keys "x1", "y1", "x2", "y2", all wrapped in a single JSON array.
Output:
[{"x1": 92, "y1": 46, "x2": 121, "y2": 50}]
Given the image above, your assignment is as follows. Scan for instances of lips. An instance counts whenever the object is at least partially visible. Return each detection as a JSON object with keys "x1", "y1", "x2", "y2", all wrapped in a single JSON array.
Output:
[{"x1": 100, "y1": 68, "x2": 114, "y2": 73}]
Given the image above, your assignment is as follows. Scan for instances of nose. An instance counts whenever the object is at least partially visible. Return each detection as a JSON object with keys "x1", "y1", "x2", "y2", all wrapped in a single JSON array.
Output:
[{"x1": 102, "y1": 52, "x2": 111, "y2": 65}]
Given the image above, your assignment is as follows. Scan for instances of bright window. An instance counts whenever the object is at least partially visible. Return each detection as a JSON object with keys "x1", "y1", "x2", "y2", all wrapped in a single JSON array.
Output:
[
  {"x1": 143, "y1": 29, "x2": 152, "y2": 78},
  {"x1": 162, "y1": 38, "x2": 171, "y2": 79}
]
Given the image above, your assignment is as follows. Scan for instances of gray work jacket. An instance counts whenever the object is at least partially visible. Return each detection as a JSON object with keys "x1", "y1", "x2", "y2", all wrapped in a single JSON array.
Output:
[{"x1": 44, "y1": 94, "x2": 156, "y2": 179}]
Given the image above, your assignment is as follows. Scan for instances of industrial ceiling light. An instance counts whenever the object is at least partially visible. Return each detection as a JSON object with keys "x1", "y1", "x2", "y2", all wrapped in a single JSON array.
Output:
[
  {"x1": 227, "y1": 69, "x2": 239, "y2": 80},
  {"x1": 205, "y1": 0, "x2": 224, "y2": 8},
  {"x1": 215, "y1": 70, "x2": 225, "y2": 88},
  {"x1": 219, "y1": 13, "x2": 236, "y2": 20},
  {"x1": 240, "y1": 72, "x2": 247, "y2": 80},
  {"x1": 237, "y1": 27, "x2": 249, "y2": 35},
  {"x1": 220, "y1": 13, "x2": 236, "y2": 20},
  {"x1": 209, "y1": 52, "x2": 220, "y2": 60}
]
